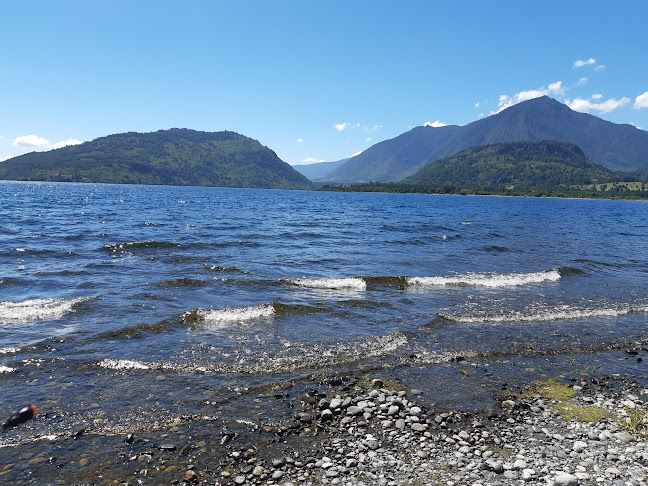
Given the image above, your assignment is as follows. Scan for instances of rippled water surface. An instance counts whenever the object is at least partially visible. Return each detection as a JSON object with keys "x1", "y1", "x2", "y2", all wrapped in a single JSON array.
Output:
[{"x1": 1, "y1": 182, "x2": 648, "y2": 453}]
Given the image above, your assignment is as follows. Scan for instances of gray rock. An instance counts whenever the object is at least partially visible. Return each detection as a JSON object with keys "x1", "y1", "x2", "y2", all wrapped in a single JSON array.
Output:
[
  {"x1": 329, "y1": 398, "x2": 343, "y2": 410},
  {"x1": 347, "y1": 406, "x2": 363, "y2": 416},
  {"x1": 613, "y1": 431, "x2": 634, "y2": 443},
  {"x1": 233, "y1": 476, "x2": 246, "y2": 485},
  {"x1": 573, "y1": 440, "x2": 588, "y2": 452},
  {"x1": 554, "y1": 472, "x2": 579, "y2": 485},
  {"x1": 485, "y1": 460, "x2": 504, "y2": 474},
  {"x1": 321, "y1": 409, "x2": 333, "y2": 421},
  {"x1": 366, "y1": 440, "x2": 380, "y2": 450}
]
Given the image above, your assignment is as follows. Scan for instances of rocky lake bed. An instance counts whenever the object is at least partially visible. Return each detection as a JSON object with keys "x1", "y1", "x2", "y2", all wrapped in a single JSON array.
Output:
[{"x1": 2, "y1": 352, "x2": 648, "y2": 486}]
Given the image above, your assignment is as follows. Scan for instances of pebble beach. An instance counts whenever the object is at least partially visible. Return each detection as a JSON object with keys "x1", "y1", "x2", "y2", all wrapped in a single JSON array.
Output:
[{"x1": 5, "y1": 366, "x2": 647, "y2": 486}]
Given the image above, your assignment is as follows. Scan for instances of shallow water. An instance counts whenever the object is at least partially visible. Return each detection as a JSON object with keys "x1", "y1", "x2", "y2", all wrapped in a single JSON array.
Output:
[{"x1": 1, "y1": 182, "x2": 648, "y2": 462}]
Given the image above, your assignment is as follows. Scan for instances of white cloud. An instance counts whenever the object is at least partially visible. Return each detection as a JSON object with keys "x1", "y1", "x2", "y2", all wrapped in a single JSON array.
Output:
[
  {"x1": 548, "y1": 81, "x2": 565, "y2": 95},
  {"x1": 566, "y1": 96, "x2": 630, "y2": 114},
  {"x1": 491, "y1": 81, "x2": 564, "y2": 115},
  {"x1": 592, "y1": 93, "x2": 603, "y2": 100},
  {"x1": 474, "y1": 102, "x2": 480, "y2": 108},
  {"x1": 1, "y1": 154, "x2": 14, "y2": 162},
  {"x1": 296, "y1": 138, "x2": 303, "y2": 143},
  {"x1": 52, "y1": 137, "x2": 83, "y2": 149},
  {"x1": 594, "y1": 64, "x2": 606, "y2": 71},
  {"x1": 333, "y1": 122, "x2": 380, "y2": 132},
  {"x1": 12, "y1": 134, "x2": 84, "y2": 151},
  {"x1": 424, "y1": 120, "x2": 448, "y2": 127},
  {"x1": 577, "y1": 77, "x2": 588, "y2": 85},
  {"x1": 350, "y1": 151, "x2": 363, "y2": 157},
  {"x1": 634, "y1": 91, "x2": 648, "y2": 110},
  {"x1": 301, "y1": 157, "x2": 324, "y2": 164},
  {"x1": 573, "y1": 58, "x2": 596, "y2": 68},
  {"x1": 13, "y1": 134, "x2": 50, "y2": 147},
  {"x1": 365, "y1": 137, "x2": 372, "y2": 142}
]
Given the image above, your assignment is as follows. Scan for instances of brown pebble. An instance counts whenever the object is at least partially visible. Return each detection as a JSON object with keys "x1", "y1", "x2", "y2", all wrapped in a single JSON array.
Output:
[{"x1": 185, "y1": 470, "x2": 198, "y2": 481}]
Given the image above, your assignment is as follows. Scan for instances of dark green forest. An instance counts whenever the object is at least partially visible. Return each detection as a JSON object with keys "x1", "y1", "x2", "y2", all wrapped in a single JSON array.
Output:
[
  {"x1": 0, "y1": 129, "x2": 313, "y2": 190},
  {"x1": 321, "y1": 141, "x2": 648, "y2": 199}
]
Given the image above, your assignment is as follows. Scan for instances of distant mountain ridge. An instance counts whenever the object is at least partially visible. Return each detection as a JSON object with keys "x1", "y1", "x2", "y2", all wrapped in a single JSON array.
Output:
[
  {"x1": 318, "y1": 125, "x2": 462, "y2": 183},
  {"x1": 0, "y1": 129, "x2": 313, "y2": 189},
  {"x1": 319, "y1": 96, "x2": 648, "y2": 183},
  {"x1": 292, "y1": 158, "x2": 348, "y2": 180}
]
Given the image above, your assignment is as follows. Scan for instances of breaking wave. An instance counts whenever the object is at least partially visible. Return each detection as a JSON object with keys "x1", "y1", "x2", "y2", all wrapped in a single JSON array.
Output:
[
  {"x1": 99, "y1": 359, "x2": 150, "y2": 370},
  {"x1": 194, "y1": 304, "x2": 276, "y2": 324},
  {"x1": 0, "y1": 365, "x2": 14, "y2": 373},
  {"x1": 440, "y1": 304, "x2": 648, "y2": 324},
  {"x1": 407, "y1": 270, "x2": 561, "y2": 288},
  {"x1": 285, "y1": 277, "x2": 367, "y2": 290},
  {"x1": 0, "y1": 297, "x2": 93, "y2": 323},
  {"x1": 94, "y1": 333, "x2": 417, "y2": 375}
]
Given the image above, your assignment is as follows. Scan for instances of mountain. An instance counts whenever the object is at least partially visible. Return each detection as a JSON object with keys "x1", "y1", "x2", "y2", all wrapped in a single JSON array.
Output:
[
  {"x1": 320, "y1": 97, "x2": 648, "y2": 183},
  {"x1": 317, "y1": 125, "x2": 462, "y2": 183},
  {"x1": 0, "y1": 129, "x2": 313, "y2": 190},
  {"x1": 292, "y1": 158, "x2": 349, "y2": 180},
  {"x1": 439, "y1": 96, "x2": 648, "y2": 172},
  {"x1": 404, "y1": 140, "x2": 617, "y2": 191}
]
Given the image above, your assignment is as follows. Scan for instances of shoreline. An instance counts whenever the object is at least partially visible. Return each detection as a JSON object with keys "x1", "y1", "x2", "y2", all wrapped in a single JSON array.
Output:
[{"x1": 2, "y1": 371, "x2": 647, "y2": 485}]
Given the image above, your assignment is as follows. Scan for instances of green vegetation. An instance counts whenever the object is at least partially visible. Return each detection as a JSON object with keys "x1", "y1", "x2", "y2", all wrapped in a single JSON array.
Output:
[
  {"x1": 522, "y1": 379, "x2": 610, "y2": 424},
  {"x1": 525, "y1": 379, "x2": 575, "y2": 401},
  {"x1": 618, "y1": 407, "x2": 648, "y2": 437},
  {"x1": 321, "y1": 141, "x2": 648, "y2": 199},
  {"x1": 551, "y1": 403, "x2": 611, "y2": 423},
  {"x1": 0, "y1": 128, "x2": 313, "y2": 190}
]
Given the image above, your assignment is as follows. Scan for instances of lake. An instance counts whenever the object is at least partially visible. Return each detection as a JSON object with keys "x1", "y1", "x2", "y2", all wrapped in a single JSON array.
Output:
[{"x1": 1, "y1": 181, "x2": 647, "y2": 480}]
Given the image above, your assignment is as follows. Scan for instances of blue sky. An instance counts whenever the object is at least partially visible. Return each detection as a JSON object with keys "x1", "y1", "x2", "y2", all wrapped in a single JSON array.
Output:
[{"x1": 1, "y1": 0, "x2": 647, "y2": 165}]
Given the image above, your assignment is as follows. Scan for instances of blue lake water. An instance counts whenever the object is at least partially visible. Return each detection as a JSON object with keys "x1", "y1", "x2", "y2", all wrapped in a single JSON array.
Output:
[{"x1": 1, "y1": 181, "x2": 648, "y2": 451}]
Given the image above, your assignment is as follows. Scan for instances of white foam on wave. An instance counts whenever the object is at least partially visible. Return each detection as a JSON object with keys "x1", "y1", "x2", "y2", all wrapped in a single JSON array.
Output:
[
  {"x1": 99, "y1": 359, "x2": 150, "y2": 370},
  {"x1": 0, "y1": 297, "x2": 91, "y2": 323},
  {"x1": 198, "y1": 304, "x2": 276, "y2": 324},
  {"x1": 0, "y1": 365, "x2": 15, "y2": 373},
  {"x1": 442, "y1": 304, "x2": 648, "y2": 324},
  {"x1": 407, "y1": 270, "x2": 561, "y2": 288},
  {"x1": 0, "y1": 347, "x2": 20, "y2": 354},
  {"x1": 286, "y1": 277, "x2": 367, "y2": 290}
]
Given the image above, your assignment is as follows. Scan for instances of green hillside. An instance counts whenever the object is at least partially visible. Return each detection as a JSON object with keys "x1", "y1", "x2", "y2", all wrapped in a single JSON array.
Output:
[
  {"x1": 0, "y1": 129, "x2": 313, "y2": 190},
  {"x1": 404, "y1": 140, "x2": 617, "y2": 191}
]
